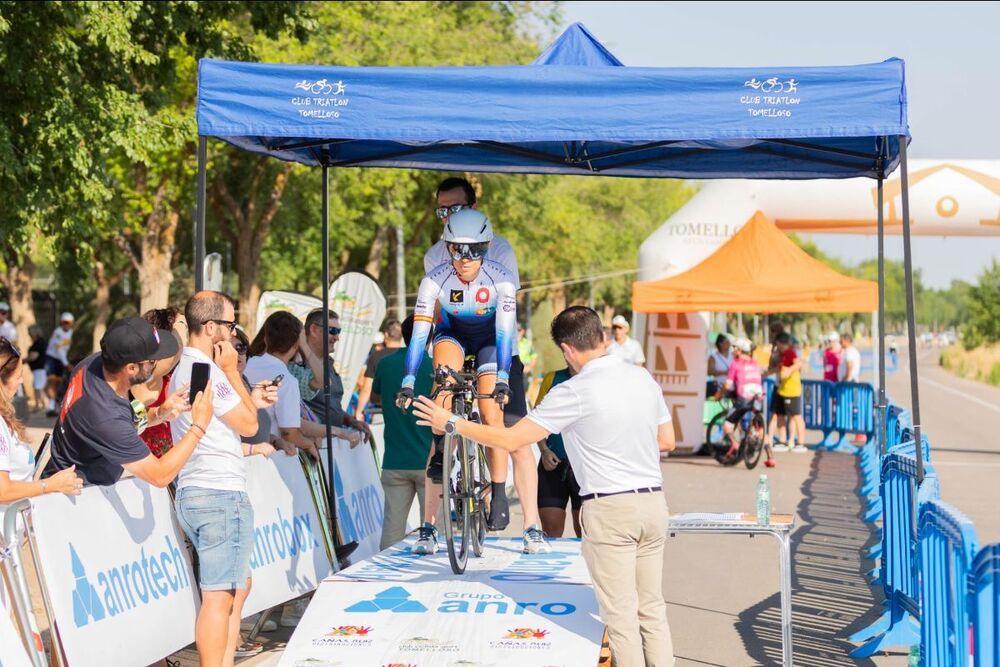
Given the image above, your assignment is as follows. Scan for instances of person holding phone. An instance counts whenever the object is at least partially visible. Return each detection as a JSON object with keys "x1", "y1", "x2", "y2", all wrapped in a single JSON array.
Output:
[
  {"x1": 169, "y1": 291, "x2": 278, "y2": 667},
  {"x1": 42, "y1": 317, "x2": 214, "y2": 488}
]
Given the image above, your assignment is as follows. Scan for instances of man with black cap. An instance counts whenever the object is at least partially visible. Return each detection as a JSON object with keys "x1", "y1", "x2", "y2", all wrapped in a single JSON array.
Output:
[{"x1": 43, "y1": 316, "x2": 214, "y2": 487}]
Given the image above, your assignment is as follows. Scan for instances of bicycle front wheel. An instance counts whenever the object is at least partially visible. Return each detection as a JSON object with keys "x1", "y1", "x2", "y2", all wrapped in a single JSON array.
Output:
[
  {"x1": 470, "y1": 442, "x2": 490, "y2": 557},
  {"x1": 441, "y1": 433, "x2": 470, "y2": 574}
]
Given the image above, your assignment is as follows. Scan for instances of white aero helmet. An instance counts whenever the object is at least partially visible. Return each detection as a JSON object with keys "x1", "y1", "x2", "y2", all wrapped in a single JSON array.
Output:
[{"x1": 442, "y1": 208, "x2": 494, "y2": 244}]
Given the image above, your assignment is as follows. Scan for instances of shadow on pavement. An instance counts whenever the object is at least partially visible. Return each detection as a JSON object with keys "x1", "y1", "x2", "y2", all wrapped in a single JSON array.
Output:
[{"x1": 735, "y1": 451, "x2": 883, "y2": 667}]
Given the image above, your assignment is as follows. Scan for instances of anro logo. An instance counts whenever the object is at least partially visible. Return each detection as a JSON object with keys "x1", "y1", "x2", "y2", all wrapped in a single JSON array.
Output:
[
  {"x1": 70, "y1": 537, "x2": 191, "y2": 628},
  {"x1": 249, "y1": 508, "x2": 320, "y2": 570},
  {"x1": 345, "y1": 586, "x2": 427, "y2": 613}
]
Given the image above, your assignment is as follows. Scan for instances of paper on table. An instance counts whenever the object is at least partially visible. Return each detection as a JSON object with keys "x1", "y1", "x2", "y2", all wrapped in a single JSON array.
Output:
[{"x1": 670, "y1": 512, "x2": 745, "y2": 523}]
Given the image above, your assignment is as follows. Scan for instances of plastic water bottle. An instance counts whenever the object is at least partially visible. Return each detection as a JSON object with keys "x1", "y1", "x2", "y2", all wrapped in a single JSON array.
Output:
[
  {"x1": 756, "y1": 475, "x2": 771, "y2": 525},
  {"x1": 907, "y1": 644, "x2": 920, "y2": 666}
]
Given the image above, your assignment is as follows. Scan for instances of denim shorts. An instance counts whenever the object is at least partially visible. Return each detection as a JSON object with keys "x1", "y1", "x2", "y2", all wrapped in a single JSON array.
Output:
[{"x1": 175, "y1": 487, "x2": 254, "y2": 591}]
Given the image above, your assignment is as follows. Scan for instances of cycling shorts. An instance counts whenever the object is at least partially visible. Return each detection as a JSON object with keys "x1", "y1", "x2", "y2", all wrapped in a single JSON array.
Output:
[
  {"x1": 537, "y1": 459, "x2": 582, "y2": 511},
  {"x1": 433, "y1": 326, "x2": 498, "y2": 375},
  {"x1": 725, "y1": 397, "x2": 754, "y2": 426}
]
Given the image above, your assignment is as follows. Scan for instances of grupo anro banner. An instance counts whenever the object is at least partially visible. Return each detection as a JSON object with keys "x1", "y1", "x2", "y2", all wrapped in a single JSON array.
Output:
[
  {"x1": 329, "y1": 271, "x2": 387, "y2": 410},
  {"x1": 319, "y1": 437, "x2": 385, "y2": 564},
  {"x1": 254, "y1": 290, "x2": 323, "y2": 335},
  {"x1": 30, "y1": 480, "x2": 199, "y2": 667},
  {"x1": 277, "y1": 578, "x2": 603, "y2": 667},
  {"x1": 242, "y1": 452, "x2": 334, "y2": 618}
]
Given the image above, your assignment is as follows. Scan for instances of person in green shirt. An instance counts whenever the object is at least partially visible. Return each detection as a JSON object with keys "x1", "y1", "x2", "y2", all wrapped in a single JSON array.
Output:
[{"x1": 372, "y1": 315, "x2": 434, "y2": 550}]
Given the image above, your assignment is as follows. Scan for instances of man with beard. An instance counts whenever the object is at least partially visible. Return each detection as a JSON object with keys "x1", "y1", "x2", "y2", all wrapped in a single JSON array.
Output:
[{"x1": 43, "y1": 315, "x2": 216, "y2": 486}]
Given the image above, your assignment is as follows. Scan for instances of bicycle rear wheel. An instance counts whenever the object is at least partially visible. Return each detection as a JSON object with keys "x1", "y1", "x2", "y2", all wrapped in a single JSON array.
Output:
[
  {"x1": 743, "y1": 413, "x2": 766, "y2": 469},
  {"x1": 441, "y1": 433, "x2": 471, "y2": 574}
]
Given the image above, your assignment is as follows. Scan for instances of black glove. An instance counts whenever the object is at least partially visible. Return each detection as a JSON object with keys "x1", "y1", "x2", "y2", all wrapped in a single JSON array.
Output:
[
  {"x1": 395, "y1": 387, "x2": 414, "y2": 410},
  {"x1": 493, "y1": 380, "x2": 511, "y2": 407}
]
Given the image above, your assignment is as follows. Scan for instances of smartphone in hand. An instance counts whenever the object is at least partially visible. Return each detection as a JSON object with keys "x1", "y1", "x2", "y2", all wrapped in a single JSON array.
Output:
[
  {"x1": 271, "y1": 374, "x2": 284, "y2": 387},
  {"x1": 190, "y1": 362, "x2": 211, "y2": 398}
]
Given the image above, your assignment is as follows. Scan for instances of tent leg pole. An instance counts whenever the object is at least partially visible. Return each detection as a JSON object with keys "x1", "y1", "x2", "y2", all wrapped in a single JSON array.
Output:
[
  {"x1": 898, "y1": 138, "x2": 923, "y2": 481},
  {"x1": 195, "y1": 136, "x2": 207, "y2": 291},
  {"x1": 877, "y1": 171, "x2": 887, "y2": 457},
  {"x1": 320, "y1": 160, "x2": 340, "y2": 545}
]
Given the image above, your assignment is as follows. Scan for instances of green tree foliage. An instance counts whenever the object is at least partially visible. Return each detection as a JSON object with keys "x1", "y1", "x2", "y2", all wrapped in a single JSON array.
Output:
[{"x1": 962, "y1": 260, "x2": 1000, "y2": 348}]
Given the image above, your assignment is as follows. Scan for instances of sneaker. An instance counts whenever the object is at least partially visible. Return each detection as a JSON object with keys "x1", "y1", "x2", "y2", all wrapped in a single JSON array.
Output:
[
  {"x1": 765, "y1": 458, "x2": 777, "y2": 468},
  {"x1": 487, "y1": 488, "x2": 510, "y2": 531},
  {"x1": 240, "y1": 614, "x2": 277, "y2": 633},
  {"x1": 791, "y1": 443, "x2": 808, "y2": 453},
  {"x1": 772, "y1": 443, "x2": 790, "y2": 453},
  {"x1": 412, "y1": 523, "x2": 439, "y2": 555},
  {"x1": 234, "y1": 640, "x2": 263, "y2": 658},
  {"x1": 523, "y1": 525, "x2": 551, "y2": 554},
  {"x1": 279, "y1": 598, "x2": 308, "y2": 628}
]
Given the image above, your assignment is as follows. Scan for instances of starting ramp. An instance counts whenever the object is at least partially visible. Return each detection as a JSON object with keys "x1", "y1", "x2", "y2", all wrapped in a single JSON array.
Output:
[{"x1": 278, "y1": 536, "x2": 605, "y2": 667}]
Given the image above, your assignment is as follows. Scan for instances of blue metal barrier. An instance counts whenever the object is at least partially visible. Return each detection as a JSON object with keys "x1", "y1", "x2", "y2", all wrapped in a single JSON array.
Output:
[
  {"x1": 971, "y1": 543, "x2": 1000, "y2": 667},
  {"x1": 802, "y1": 379, "x2": 836, "y2": 447},
  {"x1": 851, "y1": 454, "x2": 940, "y2": 656},
  {"x1": 918, "y1": 500, "x2": 978, "y2": 667},
  {"x1": 826, "y1": 381, "x2": 875, "y2": 453}
]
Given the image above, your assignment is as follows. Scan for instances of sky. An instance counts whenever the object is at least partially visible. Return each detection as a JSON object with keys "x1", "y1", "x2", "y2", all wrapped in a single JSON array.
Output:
[{"x1": 559, "y1": 1, "x2": 1000, "y2": 288}]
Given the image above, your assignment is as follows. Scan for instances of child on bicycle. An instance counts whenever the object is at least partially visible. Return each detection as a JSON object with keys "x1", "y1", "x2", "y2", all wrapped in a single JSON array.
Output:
[
  {"x1": 716, "y1": 338, "x2": 775, "y2": 468},
  {"x1": 396, "y1": 209, "x2": 550, "y2": 555}
]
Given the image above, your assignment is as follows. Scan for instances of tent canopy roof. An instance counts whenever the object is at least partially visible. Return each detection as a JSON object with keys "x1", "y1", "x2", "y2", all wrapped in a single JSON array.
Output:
[
  {"x1": 632, "y1": 212, "x2": 878, "y2": 313},
  {"x1": 196, "y1": 23, "x2": 908, "y2": 180}
]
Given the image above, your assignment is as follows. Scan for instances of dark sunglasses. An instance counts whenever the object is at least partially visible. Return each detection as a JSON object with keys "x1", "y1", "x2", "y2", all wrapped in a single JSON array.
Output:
[
  {"x1": 206, "y1": 319, "x2": 238, "y2": 332},
  {"x1": 446, "y1": 242, "x2": 489, "y2": 261},
  {"x1": 435, "y1": 204, "x2": 469, "y2": 220},
  {"x1": 0, "y1": 337, "x2": 21, "y2": 374},
  {"x1": 328, "y1": 326, "x2": 342, "y2": 336}
]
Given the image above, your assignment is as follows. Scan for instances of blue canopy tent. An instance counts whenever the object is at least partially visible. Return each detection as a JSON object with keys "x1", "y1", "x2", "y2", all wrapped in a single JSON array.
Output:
[{"x1": 193, "y1": 23, "x2": 921, "y2": 564}]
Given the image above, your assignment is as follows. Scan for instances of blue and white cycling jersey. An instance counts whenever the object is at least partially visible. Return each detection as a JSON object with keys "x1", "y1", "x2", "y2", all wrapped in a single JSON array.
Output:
[{"x1": 403, "y1": 260, "x2": 517, "y2": 388}]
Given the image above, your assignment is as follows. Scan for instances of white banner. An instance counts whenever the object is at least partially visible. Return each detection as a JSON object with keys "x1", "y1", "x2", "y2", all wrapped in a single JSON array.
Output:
[
  {"x1": 319, "y1": 438, "x2": 385, "y2": 564},
  {"x1": 329, "y1": 271, "x2": 387, "y2": 410},
  {"x1": 0, "y1": 598, "x2": 32, "y2": 667},
  {"x1": 255, "y1": 290, "x2": 323, "y2": 335},
  {"x1": 278, "y1": 578, "x2": 603, "y2": 667},
  {"x1": 243, "y1": 453, "x2": 334, "y2": 618},
  {"x1": 331, "y1": 536, "x2": 592, "y2": 586},
  {"x1": 30, "y1": 479, "x2": 199, "y2": 667}
]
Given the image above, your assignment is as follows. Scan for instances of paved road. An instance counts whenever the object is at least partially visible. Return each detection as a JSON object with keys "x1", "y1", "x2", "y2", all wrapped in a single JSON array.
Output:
[{"x1": 884, "y1": 345, "x2": 1000, "y2": 543}]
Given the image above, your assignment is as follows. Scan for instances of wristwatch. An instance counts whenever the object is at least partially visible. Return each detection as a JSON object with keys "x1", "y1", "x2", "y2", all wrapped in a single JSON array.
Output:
[{"x1": 444, "y1": 415, "x2": 461, "y2": 435}]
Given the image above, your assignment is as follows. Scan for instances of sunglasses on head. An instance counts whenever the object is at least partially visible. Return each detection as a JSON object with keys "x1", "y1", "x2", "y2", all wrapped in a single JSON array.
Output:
[
  {"x1": 446, "y1": 242, "x2": 489, "y2": 262},
  {"x1": 0, "y1": 337, "x2": 21, "y2": 374},
  {"x1": 435, "y1": 204, "x2": 469, "y2": 220}
]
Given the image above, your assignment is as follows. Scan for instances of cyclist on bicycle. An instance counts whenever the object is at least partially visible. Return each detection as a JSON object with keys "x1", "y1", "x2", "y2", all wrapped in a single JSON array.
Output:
[
  {"x1": 715, "y1": 338, "x2": 775, "y2": 468},
  {"x1": 397, "y1": 208, "x2": 550, "y2": 555}
]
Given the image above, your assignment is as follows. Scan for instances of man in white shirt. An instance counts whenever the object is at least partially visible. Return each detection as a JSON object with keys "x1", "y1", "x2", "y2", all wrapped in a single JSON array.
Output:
[
  {"x1": 0, "y1": 302, "x2": 17, "y2": 348},
  {"x1": 838, "y1": 332, "x2": 862, "y2": 382},
  {"x1": 607, "y1": 315, "x2": 646, "y2": 367},
  {"x1": 413, "y1": 306, "x2": 675, "y2": 667},
  {"x1": 44, "y1": 312, "x2": 75, "y2": 415},
  {"x1": 169, "y1": 291, "x2": 271, "y2": 667}
]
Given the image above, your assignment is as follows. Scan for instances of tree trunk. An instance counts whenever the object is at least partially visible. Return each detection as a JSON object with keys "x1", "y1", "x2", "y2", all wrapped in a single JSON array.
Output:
[
  {"x1": 3, "y1": 254, "x2": 37, "y2": 353},
  {"x1": 92, "y1": 261, "x2": 112, "y2": 353},
  {"x1": 235, "y1": 240, "x2": 262, "y2": 332},
  {"x1": 365, "y1": 224, "x2": 390, "y2": 278}
]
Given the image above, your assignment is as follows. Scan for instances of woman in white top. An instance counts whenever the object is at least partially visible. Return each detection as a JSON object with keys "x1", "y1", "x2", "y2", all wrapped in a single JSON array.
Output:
[
  {"x1": 707, "y1": 334, "x2": 733, "y2": 396},
  {"x1": 0, "y1": 337, "x2": 82, "y2": 509}
]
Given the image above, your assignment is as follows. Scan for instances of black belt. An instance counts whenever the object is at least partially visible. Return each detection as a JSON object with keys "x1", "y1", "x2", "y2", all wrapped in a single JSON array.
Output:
[{"x1": 579, "y1": 486, "x2": 662, "y2": 502}]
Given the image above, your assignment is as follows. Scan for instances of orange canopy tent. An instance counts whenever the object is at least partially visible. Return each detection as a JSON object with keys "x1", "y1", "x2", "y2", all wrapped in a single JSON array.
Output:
[{"x1": 632, "y1": 211, "x2": 877, "y2": 313}]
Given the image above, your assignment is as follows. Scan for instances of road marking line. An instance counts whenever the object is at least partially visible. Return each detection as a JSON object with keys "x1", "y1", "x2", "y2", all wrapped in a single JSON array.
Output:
[
  {"x1": 932, "y1": 461, "x2": 1000, "y2": 468},
  {"x1": 919, "y1": 375, "x2": 1000, "y2": 414}
]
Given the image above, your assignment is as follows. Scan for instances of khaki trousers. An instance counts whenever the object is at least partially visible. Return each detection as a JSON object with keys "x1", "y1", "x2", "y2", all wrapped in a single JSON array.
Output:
[
  {"x1": 379, "y1": 468, "x2": 426, "y2": 550},
  {"x1": 581, "y1": 492, "x2": 673, "y2": 667}
]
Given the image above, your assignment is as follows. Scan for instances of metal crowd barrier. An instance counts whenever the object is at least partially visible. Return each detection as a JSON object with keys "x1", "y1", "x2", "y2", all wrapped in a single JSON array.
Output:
[
  {"x1": 801, "y1": 379, "x2": 836, "y2": 446},
  {"x1": 2, "y1": 500, "x2": 47, "y2": 667},
  {"x1": 918, "y1": 500, "x2": 978, "y2": 667},
  {"x1": 850, "y1": 452, "x2": 939, "y2": 657},
  {"x1": 971, "y1": 543, "x2": 1000, "y2": 667}
]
